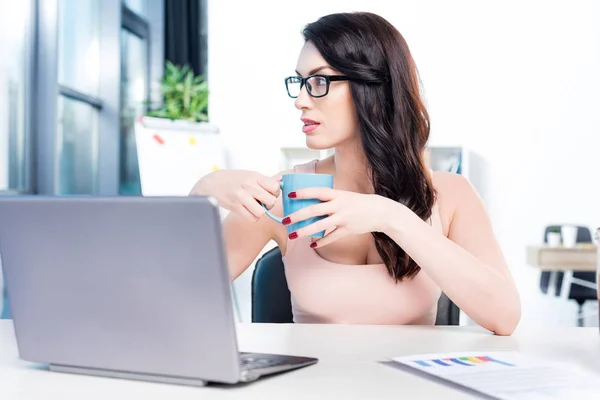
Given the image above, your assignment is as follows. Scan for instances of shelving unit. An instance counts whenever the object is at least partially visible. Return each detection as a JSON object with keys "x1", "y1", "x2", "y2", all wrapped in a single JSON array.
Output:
[
  {"x1": 279, "y1": 146, "x2": 334, "y2": 171},
  {"x1": 279, "y1": 145, "x2": 471, "y2": 178},
  {"x1": 425, "y1": 145, "x2": 470, "y2": 177}
]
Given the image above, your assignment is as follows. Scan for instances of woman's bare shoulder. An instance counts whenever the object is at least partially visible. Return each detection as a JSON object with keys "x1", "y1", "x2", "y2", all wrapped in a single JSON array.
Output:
[
  {"x1": 431, "y1": 170, "x2": 474, "y2": 192},
  {"x1": 431, "y1": 171, "x2": 479, "y2": 234}
]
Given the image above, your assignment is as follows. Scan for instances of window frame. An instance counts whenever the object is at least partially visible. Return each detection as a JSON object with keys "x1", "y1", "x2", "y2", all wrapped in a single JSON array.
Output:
[
  {"x1": 0, "y1": 0, "x2": 36, "y2": 195},
  {"x1": 119, "y1": 2, "x2": 152, "y2": 195},
  {"x1": 122, "y1": 2, "x2": 151, "y2": 117},
  {"x1": 1, "y1": 0, "x2": 164, "y2": 196}
]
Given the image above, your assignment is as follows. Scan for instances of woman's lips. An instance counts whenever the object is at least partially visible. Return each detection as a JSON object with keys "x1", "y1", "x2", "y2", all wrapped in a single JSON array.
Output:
[
  {"x1": 301, "y1": 118, "x2": 320, "y2": 134},
  {"x1": 302, "y1": 123, "x2": 320, "y2": 133}
]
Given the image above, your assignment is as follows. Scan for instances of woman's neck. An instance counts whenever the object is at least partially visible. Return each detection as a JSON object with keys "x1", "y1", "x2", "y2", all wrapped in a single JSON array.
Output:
[{"x1": 328, "y1": 141, "x2": 373, "y2": 194}]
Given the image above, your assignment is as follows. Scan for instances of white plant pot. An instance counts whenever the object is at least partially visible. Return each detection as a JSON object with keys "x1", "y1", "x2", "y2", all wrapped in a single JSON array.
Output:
[
  {"x1": 134, "y1": 116, "x2": 227, "y2": 196},
  {"x1": 547, "y1": 232, "x2": 561, "y2": 247}
]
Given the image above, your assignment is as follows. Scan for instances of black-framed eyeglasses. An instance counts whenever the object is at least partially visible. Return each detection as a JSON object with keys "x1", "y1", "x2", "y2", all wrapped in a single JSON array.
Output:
[{"x1": 284, "y1": 74, "x2": 351, "y2": 98}]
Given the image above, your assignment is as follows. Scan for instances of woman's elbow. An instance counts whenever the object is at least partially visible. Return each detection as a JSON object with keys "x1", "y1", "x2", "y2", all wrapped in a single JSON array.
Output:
[{"x1": 490, "y1": 301, "x2": 521, "y2": 336}]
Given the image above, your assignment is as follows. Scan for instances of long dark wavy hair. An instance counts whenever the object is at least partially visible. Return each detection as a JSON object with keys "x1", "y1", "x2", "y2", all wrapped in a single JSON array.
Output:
[{"x1": 303, "y1": 12, "x2": 436, "y2": 282}]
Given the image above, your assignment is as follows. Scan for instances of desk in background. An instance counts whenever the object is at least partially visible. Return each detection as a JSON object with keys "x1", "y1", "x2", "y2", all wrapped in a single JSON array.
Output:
[
  {"x1": 526, "y1": 244, "x2": 598, "y2": 299},
  {"x1": 1, "y1": 320, "x2": 599, "y2": 399}
]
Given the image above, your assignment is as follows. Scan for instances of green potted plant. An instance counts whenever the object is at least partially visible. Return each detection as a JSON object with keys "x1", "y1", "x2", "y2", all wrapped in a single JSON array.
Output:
[
  {"x1": 146, "y1": 61, "x2": 209, "y2": 123},
  {"x1": 134, "y1": 61, "x2": 225, "y2": 196}
]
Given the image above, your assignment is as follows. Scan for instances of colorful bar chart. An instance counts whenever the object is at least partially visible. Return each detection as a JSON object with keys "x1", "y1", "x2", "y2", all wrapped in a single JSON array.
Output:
[{"x1": 412, "y1": 355, "x2": 515, "y2": 368}]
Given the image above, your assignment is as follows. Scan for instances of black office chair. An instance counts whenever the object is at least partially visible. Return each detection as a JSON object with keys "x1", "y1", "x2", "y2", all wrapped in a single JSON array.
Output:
[
  {"x1": 251, "y1": 247, "x2": 460, "y2": 325},
  {"x1": 539, "y1": 225, "x2": 597, "y2": 326}
]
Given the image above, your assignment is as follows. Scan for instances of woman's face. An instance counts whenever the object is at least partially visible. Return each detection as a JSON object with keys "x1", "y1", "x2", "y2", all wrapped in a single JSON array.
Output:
[{"x1": 293, "y1": 41, "x2": 359, "y2": 150}]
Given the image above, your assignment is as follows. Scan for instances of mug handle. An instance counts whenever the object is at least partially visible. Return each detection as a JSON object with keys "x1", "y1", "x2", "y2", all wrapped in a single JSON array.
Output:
[{"x1": 261, "y1": 181, "x2": 284, "y2": 224}]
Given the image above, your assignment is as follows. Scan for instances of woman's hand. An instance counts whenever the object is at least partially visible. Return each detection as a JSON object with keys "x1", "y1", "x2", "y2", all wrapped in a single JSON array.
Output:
[
  {"x1": 189, "y1": 170, "x2": 282, "y2": 222},
  {"x1": 282, "y1": 188, "x2": 392, "y2": 247}
]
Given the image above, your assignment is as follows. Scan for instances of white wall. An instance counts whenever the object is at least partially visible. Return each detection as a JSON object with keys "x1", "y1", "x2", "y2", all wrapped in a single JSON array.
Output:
[{"x1": 208, "y1": 0, "x2": 600, "y2": 326}]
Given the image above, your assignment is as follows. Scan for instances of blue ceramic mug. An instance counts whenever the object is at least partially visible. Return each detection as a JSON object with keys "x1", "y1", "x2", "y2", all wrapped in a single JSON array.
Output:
[{"x1": 262, "y1": 173, "x2": 334, "y2": 238}]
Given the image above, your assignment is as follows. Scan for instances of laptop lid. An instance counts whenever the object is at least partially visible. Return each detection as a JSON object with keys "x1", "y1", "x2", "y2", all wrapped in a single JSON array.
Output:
[{"x1": 0, "y1": 196, "x2": 242, "y2": 384}]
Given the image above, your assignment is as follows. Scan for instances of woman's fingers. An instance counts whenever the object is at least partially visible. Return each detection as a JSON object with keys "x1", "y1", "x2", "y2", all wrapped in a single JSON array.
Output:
[
  {"x1": 257, "y1": 176, "x2": 282, "y2": 197},
  {"x1": 239, "y1": 192, "x2": 267, "y2": 220},
  {"x1": 236, "y1": 204, "x2": 259, "y2": 222},
  {"x1": 247, "y1": 185, "x2": 278, "y2": 210},
  {"x1": 289, "y1": 216, "x2": 337, "y2": 239},
  {"x1": 310, "y1": 227, "x2": 349, "y2": 248},
  {"x1": 284, "y1": 202, "x2": 333, "y2": 225}
]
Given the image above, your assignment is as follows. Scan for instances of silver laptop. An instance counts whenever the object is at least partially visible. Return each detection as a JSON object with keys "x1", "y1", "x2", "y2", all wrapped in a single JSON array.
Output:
[{"x1": 0, "y1": 196, "x2": 317, "y2": 386}]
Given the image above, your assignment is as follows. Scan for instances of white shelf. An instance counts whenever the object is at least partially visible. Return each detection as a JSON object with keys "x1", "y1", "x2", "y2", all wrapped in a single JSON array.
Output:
[
  {"x1": 279, "y1": 145, "x2": 469, "y2": 177},
  {"x1": 425, "y1": 145, "x2": 468, "y2": 176},
  {"x1": 279, "y1": 146, "x2": 334, "y2": 171}
]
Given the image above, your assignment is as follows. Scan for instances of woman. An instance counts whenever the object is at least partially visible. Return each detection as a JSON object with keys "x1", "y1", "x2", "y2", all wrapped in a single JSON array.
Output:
[{"x1": 191, "y1": 12, "x2": 521, "y2": 335}]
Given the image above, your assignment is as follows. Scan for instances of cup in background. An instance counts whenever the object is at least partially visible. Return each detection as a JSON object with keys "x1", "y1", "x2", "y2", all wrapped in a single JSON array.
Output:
[{"x1": 561, "y1": 225, "x2": 578, "y2": 248}]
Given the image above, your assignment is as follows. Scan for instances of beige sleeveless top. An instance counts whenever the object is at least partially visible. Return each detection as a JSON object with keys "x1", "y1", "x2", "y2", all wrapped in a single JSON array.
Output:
[{"x1": 282, "y1": 160, "x2": 443, "y2": 325}]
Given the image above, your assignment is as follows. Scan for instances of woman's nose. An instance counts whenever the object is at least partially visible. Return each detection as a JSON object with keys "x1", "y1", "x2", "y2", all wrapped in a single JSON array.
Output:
[{"x1": 294, "y1": 84, "x2": 313, "y2": 110}]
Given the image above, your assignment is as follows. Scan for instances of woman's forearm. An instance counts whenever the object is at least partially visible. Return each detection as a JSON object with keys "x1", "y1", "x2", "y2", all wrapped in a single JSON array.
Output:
[
  {"x1": 189, "y1": 171, "x2": 217, "y2": 196},
  {"x1": 380, "y1": 199, "x2": 521, "y2": 335}
]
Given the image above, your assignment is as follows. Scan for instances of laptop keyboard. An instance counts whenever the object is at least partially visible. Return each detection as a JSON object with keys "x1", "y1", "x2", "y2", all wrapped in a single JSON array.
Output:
[{"x1": 240, "y1": 353, "x2": 287, "y2": 370}]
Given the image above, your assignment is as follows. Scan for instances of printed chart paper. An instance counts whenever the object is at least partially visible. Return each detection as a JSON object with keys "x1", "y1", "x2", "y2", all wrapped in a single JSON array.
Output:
[{"x1": 390, "y1": 351, "x2": 600, "y2": 399}]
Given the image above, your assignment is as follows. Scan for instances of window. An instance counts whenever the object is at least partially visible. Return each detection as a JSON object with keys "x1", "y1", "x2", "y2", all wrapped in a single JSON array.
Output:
[
  {"x1": 56, "y1": 0, "x2": 102, "y2": 195},
  {"x1": 0, "y1": 1, "x2": 32, "y2": 320},
  {"x1": 58, "y1": 0, "x2": 100, "y2": 96},
  {"x1": 0, "y1": 0, "x2": 163, "y2": 197},
  {"x1": 56, "y1": 96, "x2": 99, "y2": 194},
  {"x1": 119, "y1": 3, "x2": 150, "y2": 195},
  {"x1": 123, "y1": 0, "x2": 146, "y2": 17},
  {"x1": 120, "y1": 29, "x2": 148, "y2": 195},
  {"x1": 0, "y1": 1, "x2": 31, "y2": 193}
]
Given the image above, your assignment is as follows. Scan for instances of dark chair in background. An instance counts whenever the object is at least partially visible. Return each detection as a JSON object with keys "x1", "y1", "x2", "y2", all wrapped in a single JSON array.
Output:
[
  {"x1": 251, "y1": 247, "x2": 460, "y2": 325},
  {"x1": 251, "y1": 247, "x2": 294, "y2": 323},
  {"x1": 539, "y1": 225, "x2": 597, "y2": 326},
  {"x1": 1, "y1": 285, "x2": 10, "y2": 319},
  {"x1": 1, "y1": 257, "x2": 9, "y2": 319}
]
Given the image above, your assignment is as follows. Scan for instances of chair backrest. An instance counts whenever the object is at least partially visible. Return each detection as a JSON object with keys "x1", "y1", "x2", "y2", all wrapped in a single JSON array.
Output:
[
  {"x1": 0, "y1": 259, "x2": 9, "y2": 319},
  {"x1": 543, "y1": 225, "x2": 592, "y2": 244},
  {"x1": 539, "y1": 225, "x2": 596, "y2": 299},
  {"x1": 251, "y1": 247, "x2": 293, "y2": 323},
  {"x1": 251, "y1": 247, "x2": 460, "y2": 325},
  {"x1": 0, "y1": 288, "x2": 9, "y2": 319},
  {"x1": 435, "y1": 292, "x2": 460, "y2": 326}
]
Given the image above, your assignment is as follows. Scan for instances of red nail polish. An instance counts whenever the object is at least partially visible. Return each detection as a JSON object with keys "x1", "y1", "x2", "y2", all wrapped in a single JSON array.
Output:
[
  {"x1": 289, "y1": 232, "x2": 298, "y2": 239},
  {"x1": 288, "y1": 191, "x2": 297, "y2": 199},
  {"x1": 282, "y1": 217, "x2": 291, "y2": 225},
  {"x1": 310, "y1": 242, "x2": 317, "y2": 248}
]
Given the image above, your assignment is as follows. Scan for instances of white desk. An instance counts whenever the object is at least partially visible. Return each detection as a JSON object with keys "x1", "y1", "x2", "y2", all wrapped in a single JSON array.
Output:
[{"x1": 1, "y1": 320, "x2": 599, "y2": 399}]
